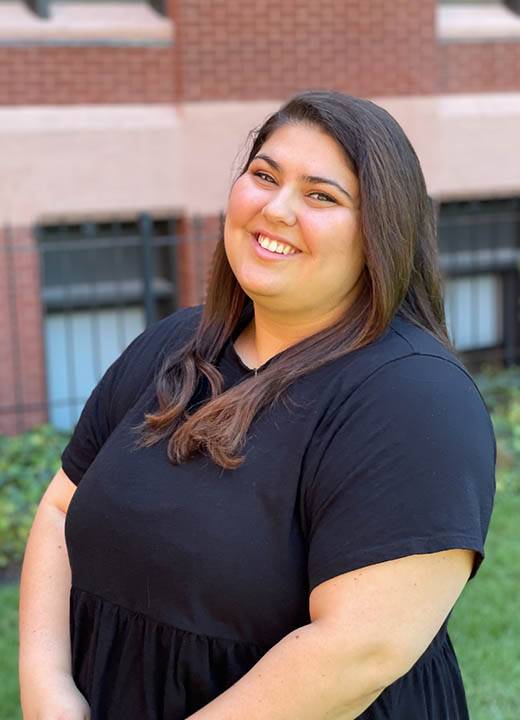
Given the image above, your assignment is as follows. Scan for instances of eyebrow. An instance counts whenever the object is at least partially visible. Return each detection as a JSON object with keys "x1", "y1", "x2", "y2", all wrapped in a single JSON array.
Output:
[{"x1": 252, "y1": 153, "x2": 354, "y2": 201}]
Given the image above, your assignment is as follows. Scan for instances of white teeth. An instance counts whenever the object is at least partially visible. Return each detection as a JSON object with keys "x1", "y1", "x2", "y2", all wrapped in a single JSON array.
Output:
[{"x1": 256, "y1": 234, "x2": 297, "y2": 255}]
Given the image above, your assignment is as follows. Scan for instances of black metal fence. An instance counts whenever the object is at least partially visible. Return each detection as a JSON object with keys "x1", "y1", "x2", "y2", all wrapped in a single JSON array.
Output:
[
  {"x1": 0, "y1": 213, "x2": 211, "y2": 434},
  {"x1": 1, "y1": 199, "x2": 519, "y2": 435}
]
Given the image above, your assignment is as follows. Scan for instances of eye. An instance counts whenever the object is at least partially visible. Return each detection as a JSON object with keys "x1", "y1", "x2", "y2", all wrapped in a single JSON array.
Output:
[
  {"x1": 253, "y1": 171, "x2": 276, "y2": 183},
  {"x1": 309, "y1": 192, "x2": 337, "y2": 203}
]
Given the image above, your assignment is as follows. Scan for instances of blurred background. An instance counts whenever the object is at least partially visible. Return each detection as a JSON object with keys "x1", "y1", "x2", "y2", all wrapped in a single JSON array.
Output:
[{"x1": 0, "y1": 1, "x2": 519, "y2": 718}]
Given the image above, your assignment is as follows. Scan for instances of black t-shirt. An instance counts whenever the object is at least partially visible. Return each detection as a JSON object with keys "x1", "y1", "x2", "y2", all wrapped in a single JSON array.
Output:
[{"x1": 62, "y1": 303, "x2": 496, "y2": 720}]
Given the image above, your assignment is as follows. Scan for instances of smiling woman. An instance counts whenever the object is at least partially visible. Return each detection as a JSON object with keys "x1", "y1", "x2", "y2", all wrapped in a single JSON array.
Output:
[
  {"x1": 19, "y1": 91, "x2": 496, "y2": 720},
  {"x1": 224, "y1": 123, "x2": 365, "y2": 333}
]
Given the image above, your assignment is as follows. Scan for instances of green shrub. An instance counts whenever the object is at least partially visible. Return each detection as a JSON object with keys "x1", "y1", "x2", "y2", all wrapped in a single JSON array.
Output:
[
  {"x1": 475, "y1": 367, "x2": 520, "y2": 494},
  {"x1": 0, "y1": 425, "x2": 71, "y2": 569},
  {"x1": 475, "y1": 365, "x2": 520, "y2": 416}
]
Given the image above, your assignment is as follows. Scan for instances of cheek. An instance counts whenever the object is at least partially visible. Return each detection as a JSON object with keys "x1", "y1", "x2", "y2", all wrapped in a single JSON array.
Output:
[
  {"x1": 227, "y1": 176, "x2": 262, "y2": 224},
  {"x1": 305, "y1": 213, "x2": 362, "y2": 257}
]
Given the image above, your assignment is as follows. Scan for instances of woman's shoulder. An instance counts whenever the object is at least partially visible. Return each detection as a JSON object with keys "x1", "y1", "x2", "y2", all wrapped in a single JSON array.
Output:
[
  {"x1": 312, "y1": 317, "x2": 496, "y2": 465},
  {"x1": 383, "y1": 315, "x2": 484, "y2": 394},
  {"x1": 324, "y1": 315, "x2": 491, "y2": 430},
  {"x1": 346, "y1": 314, "x2": 470, "y2": 384},
  {"x1": 388, "y1": 315, "x2": 462, "y2": 366},
  {"x1": 322, "y1": 314, "x2": 469, "y2": 398}
]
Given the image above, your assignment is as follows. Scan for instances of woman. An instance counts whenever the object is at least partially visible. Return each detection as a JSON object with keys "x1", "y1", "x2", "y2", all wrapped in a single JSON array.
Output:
[{"x1": 19, "y1": 90, "x2": 496, "y2": 720}]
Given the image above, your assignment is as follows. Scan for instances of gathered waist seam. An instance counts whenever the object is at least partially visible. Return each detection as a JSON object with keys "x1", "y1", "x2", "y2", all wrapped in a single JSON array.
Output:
[
  {"x1": 411, "y1": 630, "x2": 453, "y2": 671},
  {"x1": 71, "y1": 585, "x2": 272, "y2": 651}
]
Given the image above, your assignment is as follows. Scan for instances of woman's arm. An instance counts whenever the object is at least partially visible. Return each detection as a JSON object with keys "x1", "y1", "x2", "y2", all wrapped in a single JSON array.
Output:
[
  {"x1": 19, "y1": 468, "x2": 90, "y2": 720},
  {"x1": 187, "y1": 618, "x2": 385, "y2": 720},
  {"x1": 186, "y1": 549, "x2": 474, "y2": 720}
]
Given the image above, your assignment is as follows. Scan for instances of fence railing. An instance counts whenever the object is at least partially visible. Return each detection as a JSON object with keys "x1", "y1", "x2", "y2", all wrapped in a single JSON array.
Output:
[{"x1": 0, "y1": 213, "x2": 218, "y2": 434}]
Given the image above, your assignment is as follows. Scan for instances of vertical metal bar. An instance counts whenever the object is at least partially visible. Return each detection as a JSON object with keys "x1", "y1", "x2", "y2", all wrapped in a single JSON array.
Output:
[
  {"x1": 503, "y1": 269, "x2": 517, "y2": 367},
  {"x1": 437, "y1": 212, "x2": 456, "y2": 345},
  {"x1": 470, "y1": 211, "x2": 480, "y2": 351},
  {"x1": 469, "y1": 275, "x2": 479, "y2": 351},
  {"x1": 35, "y1": 224, "x2": 50, "y2": 423},
  {"x1": 111, "y1": 220, "x2": 128, "y2": 351},
  {"x1": 514, "y1": 200, "x2": 520, "y2": 364},
  {"x1": 461, "y1": 207, "x2": 474, "y2": 353},
  {"x1": 493, "y1": 205, "x2": 504, "y2": 362},
  {"x1": 58, "y1": 224, "x2": 78, "y2": 428},
  {"x1": 447, "y1": 274, "x2": 457, "y2": 346},
  {"x1": 501, "y1": 198, "x2": 518, "y2": 365},
  {"x1": 5, "y1": 225, "x2": 24, "y2": 433},
  {"x1": 138, "y1": 213, "x2": 157, "y2": 326},
  {"x1": 82, "y1": 222, "x2": 102, "y2": 381},
  {"x1": 167, "y1": 217, "x2": 179, "y2": 311}
]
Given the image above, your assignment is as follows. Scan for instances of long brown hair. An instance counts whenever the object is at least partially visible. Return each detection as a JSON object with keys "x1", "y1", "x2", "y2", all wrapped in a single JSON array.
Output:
[{"x1": 135, "y1": 90, "x2": 450, "y2": 469}]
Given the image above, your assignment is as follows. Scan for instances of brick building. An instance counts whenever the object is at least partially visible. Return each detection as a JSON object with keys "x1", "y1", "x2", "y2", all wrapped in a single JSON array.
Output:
[{"x1": 1, "y1": 0, "x2": 519, "y2": 433}]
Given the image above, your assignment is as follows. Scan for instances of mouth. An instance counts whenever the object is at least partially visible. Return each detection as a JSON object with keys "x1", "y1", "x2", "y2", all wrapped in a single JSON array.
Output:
[{"x1": 251, "y1": 232, "x2": 301, "y2": 258}]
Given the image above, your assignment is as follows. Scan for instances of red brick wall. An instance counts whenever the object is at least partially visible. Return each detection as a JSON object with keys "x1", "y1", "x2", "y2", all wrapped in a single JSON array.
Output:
[
  {"x1": 0, "y1": 227, "x2": 47, "y2": 434},
  {"x1": 174, "y1": 0, "x2": 438, "y2": 101},
  {"x1": 439, "y1": 41, "x2": 520, "y2": 94},
  {"x1": 177, "y1": 215, "x2": 221, "y2": 307},
  {"x1": 2, "y1": 1, "x2": 520, "y2": 106},
  {"x1": 0, "y1": 47, "x2": 176, "y2": 106}
]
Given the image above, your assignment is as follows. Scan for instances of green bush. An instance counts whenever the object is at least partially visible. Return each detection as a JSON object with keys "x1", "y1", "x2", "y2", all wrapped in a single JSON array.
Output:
[
  {"x1": 0, "y1": 425, "x2": 71, "y2": 569},
  {"x1": 475, "y1": 367, "x2": 520, "y2": 494},
  {"x1": 475, "y1": 366, "x2": 520, "y2": 416}
]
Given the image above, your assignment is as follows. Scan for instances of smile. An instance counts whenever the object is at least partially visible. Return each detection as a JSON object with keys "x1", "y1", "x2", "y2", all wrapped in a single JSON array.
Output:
[{"x1": 252, "y1": 233, "x2": 301, "y2": 259}]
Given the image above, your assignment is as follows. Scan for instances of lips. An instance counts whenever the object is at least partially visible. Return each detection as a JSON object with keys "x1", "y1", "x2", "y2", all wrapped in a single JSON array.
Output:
[
  {"x1": 250, "y1": 232, "x2": 300, "y2": 260},
  {"x1": 252, "y1": 230, "x2": 300, "y2": 253}
]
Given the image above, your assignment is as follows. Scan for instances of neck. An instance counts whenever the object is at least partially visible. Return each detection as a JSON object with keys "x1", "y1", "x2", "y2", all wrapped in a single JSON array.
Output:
[{"x1": 235, "y1": 302, "x2": 347, "y2": 369}]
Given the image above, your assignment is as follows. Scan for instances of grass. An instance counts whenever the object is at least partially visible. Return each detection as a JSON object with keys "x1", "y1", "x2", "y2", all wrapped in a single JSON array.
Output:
[
  {"x1": 1, "y1": 494, "x2": 518, "y2": 719},
  {"x1": 0, "y1": 584, "x2": 21, "y2": 720},
  {"x1": 449, "y1": 488, "x2": 520, "y2": 720}
]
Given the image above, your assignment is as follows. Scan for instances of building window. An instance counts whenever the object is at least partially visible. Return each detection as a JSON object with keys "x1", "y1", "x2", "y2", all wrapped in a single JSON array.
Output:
[
  {"x1": 24, "y1": 0, "x2": 166, "y2": 20},
  {"x1": 444, "y1": 273, "x2": 503, "y2": 350},
  {"x1": 38, "y1": 214, "x2": 178, "y2": 429},
  {"x1": 439, "y1": 0, "x2": 520, "y2": 15},
  {"x1": 438, "y1": 198, "x2": 520, "y2": 366}
]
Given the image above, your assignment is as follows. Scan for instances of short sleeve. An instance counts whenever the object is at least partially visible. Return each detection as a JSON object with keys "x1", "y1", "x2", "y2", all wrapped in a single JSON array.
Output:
[{"x1": 303, "y1": 355, "x2": 496, "y2": 592}]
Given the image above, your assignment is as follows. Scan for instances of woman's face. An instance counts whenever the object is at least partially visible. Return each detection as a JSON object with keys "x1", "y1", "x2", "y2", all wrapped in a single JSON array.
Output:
[{"x1": 224, "y1": 122, "x2": 365, "y2": 321}]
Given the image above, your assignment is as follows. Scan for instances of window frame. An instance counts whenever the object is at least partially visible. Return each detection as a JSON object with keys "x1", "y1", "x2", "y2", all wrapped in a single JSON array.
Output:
[{"x1": 24, "y1": 0, "x2": 167, "y2": 20}]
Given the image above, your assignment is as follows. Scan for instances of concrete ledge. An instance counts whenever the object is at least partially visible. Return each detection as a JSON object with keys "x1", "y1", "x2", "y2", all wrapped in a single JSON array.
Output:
[
  {"x1": 375, "y1": 92, "x2": 520, "y2": 201},
  {"x1": 437, "y1": 4, "x2": 520, "y2": 42},
  {"x1": 0, "y1": 105, "x2": 182, "y2": 224},
  {"x1": 1, "y1": 95, "x2": 520, "y2": 224},
  {"x1": 0, "y1": 2, "x2": 173, "y2": 46},
  {"x1": 0, "y1": 104, "x2": 180, "y2": 132}
]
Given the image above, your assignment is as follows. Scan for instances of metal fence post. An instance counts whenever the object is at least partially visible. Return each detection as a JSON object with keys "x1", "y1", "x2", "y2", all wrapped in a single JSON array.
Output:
[{"x1": 138, "y1": 213, "x2": 157, "y2": 327}]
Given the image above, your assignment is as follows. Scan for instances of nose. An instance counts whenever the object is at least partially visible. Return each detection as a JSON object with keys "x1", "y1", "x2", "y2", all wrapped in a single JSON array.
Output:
[{"x1": 261, "y1": 188, "x2": 297, "y2": 226}]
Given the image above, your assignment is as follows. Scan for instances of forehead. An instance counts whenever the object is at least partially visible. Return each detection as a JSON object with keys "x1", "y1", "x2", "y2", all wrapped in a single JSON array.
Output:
[{"x1": 257, "y1": 122, "x2": 357, "y2": 180}]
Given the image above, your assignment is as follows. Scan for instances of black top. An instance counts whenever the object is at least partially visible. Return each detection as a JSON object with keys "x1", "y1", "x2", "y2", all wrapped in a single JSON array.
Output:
[{"x1": 62, "y1": 303, "x2": 496, "y2": 720}]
